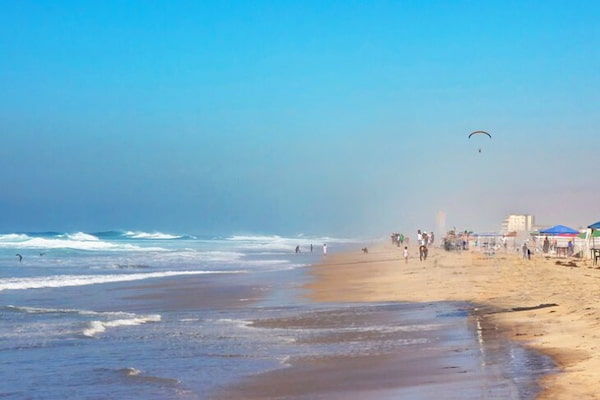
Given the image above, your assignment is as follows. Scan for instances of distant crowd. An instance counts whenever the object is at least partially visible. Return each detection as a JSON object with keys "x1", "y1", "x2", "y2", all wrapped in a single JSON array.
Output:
[
  {"x1": 390, "y1": 229, "x2": 436, "y2": 263},
  {"x1": 392, "y1": 230, "x2": 434, "y2": 247}
]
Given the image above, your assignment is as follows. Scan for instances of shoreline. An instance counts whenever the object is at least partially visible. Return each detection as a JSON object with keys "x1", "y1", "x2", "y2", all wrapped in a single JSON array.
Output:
[
  {"x1": 305, "y1": 242, "x2": 600, "y2": 399},
  {"x1": 215, "y1": 298, "x2": 549, "y2": 399}
]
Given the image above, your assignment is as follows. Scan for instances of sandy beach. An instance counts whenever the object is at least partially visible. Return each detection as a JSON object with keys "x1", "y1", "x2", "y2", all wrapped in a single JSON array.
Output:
[{"x1": 305, "y1": 243, "x2": 600, "y2": 399}]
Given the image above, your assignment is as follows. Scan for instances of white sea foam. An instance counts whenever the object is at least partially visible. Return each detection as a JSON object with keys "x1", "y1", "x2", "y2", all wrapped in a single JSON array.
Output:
[
  {"x1": 3, "y1": 305, "x2": 134, "y2": 318},
  {"x1": 0, "y1": 270, "x2": 246, "y2": 292},
  {"x1": 279, "y1": 355, "x2": 292, "y2": 367},
  {"x1": 191, "y1": 250, "x2": 244, "y2": 263},
  {"x1": 63, "y1": 232, "x2": 100, "y2": 241},
  {"x1": 82, "y1": 314, "x2": 161, "y2": 337},
  {"x1": 225, "y1": 234, "x2": 360, "y2": 252},
  {"x1": 0, "y1": 233, "x2": 30, "y2": 241},
  {"x1": 0, "y1": 236, "x2": 167, "y2": 251},
  {"x1": 227, "y1": 235, "x2": 286, "y2": 242},
  {"x1": 120, "y1": 367, "x2": 142, "y2": 376},
  {"x1": 215, "y1": 318, "x2": 253, "y2": 328},
  {"x1": 97, "y1": 250, "x2": 245, "y2": 270},
  {"x1": 0, "y1": 305, "x2": 135, "y2": 318},
  {"x1": 123, "y1": 231, "x2": 184, "y2": 240}
]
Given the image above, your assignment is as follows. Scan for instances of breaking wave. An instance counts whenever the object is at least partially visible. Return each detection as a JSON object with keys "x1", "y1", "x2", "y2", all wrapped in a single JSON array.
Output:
[
  {"x1": 3, "y1": 305, "x2": 133, "y2": 317},
  {"x1": 0, "y1": 270, "x2": 246, "y2": 292},
  {"x1": 82, "y1": 314, "x2": 162, "y2": 337},
  {"x1": 0, "y1": 234, "x2": 166, "y2": 251},
  {"x1": 122, "y1": 231, "x2": 188, "y2": 240}
]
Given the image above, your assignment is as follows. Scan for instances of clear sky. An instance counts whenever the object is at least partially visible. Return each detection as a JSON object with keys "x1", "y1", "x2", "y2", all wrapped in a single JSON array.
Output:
[{"x1": 1, "y1": 1, "x2": 599, "y2": 236}]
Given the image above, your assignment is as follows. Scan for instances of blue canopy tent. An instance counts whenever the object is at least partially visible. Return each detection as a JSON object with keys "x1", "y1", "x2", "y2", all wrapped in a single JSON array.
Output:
[
  {"x1": 540, "y1": 225, "x2": 579, "y2": 257},
  {"x1": 587, "y1": 222, "x2": 600, "y2": 263},
  {"x1": 540, "y1": 225, "x2": 580, "y2": 235},
  {"x1": 588, "y1": 221, "x2": 600, "y2": 230}
]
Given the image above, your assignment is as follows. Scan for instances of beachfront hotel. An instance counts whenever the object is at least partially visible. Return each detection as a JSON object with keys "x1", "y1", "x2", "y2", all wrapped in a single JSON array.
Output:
[{"x1": 501, "y1": 214, "x2": 535, "y2": 233}]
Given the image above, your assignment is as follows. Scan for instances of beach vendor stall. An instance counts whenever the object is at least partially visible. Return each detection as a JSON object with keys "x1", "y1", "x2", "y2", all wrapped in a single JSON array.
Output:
[{"x1": 539, "y1": 225, "x2": 580, "y2": 257}]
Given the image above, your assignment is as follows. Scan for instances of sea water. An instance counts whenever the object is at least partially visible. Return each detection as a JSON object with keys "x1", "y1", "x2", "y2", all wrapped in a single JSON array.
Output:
[{"x1": 0, "y1": 232, "x2": 554, "y2": 399}]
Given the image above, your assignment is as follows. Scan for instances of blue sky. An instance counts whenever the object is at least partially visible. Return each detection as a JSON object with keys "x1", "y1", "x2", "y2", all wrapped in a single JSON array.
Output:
[{"x1": 1, "y1": 1, "x2": 599, "y2": 236}]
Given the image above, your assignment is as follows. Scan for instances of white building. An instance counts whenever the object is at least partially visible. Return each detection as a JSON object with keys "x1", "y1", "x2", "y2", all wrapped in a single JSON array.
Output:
[{"x1": 502, "y1": 214, "x2": 535, "y2": 233}]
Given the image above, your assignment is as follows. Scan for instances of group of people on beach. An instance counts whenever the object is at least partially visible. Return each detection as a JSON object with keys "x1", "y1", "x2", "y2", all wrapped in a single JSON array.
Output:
[
  {"x1": 393, "y1": 229, "x2": 435, "y2": 264},
  {"x1": 390, "y1": 233, "x2": 408, "y2": 247},
  {"x1": 417, "y1": 230, "x2": 434, "y2": 246},
  {"x1": 294, "y1": 243, "x2": 327, "y2": 255},
  {"x1": 521, "y1": 236, "x2": 575, "y2": 260},
  {"x1": 542, "y1": 236, "x2": 573, "y2": 256}
]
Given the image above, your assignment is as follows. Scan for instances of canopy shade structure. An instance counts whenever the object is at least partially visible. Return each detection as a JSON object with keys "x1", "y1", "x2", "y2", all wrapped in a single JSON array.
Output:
[
  {"x1": 578, "y1": 230, "x2": 600, "y2": 239},
  {"x1": 588, "y1": 221, "x2": 600, "y2": 230},
  {"x1": 539, "y1": 225, "x2": 580, "y2": 235}
]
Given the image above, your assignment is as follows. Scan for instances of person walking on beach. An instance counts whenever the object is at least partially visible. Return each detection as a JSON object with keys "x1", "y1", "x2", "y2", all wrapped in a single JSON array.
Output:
[
  {"x1": 419, "y1": 245, "x2": 428, "y2": 261},
  {"x1": 522, "y1": 242, "x2": 529, "y2": 260},
  {"x1": 403, "y1": 246, "x2": 409, "y2": 264},
  {"x1": 568, "y1": 240, "x2": 574, "y2": 256},
  {"x1": 543, "y1": 236, "x2": 550, "y2": 254},
  {"x1": 323, "y1": 243, "x2": 327, "y2": 255}
]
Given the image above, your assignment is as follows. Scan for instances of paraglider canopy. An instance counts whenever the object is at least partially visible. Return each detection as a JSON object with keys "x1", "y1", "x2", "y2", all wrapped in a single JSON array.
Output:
[
  {"x1": 468, "y1": 131, "x2": 492, "y2": 139},
  {"x1": 468, "y1": 131, "x2": 492, "y2": 153}
]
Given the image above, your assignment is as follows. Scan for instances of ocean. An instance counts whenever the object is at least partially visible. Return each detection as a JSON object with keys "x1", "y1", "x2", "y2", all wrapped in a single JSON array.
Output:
[{"x1": 0, "y1": 231, "x2": 554, "y2": 399}]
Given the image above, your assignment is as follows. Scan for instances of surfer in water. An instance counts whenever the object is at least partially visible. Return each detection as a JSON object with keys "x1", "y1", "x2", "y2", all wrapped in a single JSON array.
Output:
[{"x1": 16, "y1": 254, "x2": 22, "y2": 263}]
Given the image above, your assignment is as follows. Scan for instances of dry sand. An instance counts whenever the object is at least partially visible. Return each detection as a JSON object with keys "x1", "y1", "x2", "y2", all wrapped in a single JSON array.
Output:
[{"x1": 306, "y1": 243, "x2": 600, "y2": 400}]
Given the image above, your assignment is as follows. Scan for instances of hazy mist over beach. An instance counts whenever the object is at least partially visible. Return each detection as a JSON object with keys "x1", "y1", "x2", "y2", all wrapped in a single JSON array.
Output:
[{"x1": 1, "y1": 2, "x2": 598, "y2": 236}]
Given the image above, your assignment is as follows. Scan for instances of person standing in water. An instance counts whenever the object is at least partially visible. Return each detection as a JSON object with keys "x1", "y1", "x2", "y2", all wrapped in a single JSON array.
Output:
[{"x1": 323, "y1": 243, "x2": 327, "y2": 255}]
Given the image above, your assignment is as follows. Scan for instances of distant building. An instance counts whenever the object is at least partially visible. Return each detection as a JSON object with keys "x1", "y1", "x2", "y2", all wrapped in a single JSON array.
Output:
[{"x1": 502, "y1": 214, "x2": 535, "y2": 233}]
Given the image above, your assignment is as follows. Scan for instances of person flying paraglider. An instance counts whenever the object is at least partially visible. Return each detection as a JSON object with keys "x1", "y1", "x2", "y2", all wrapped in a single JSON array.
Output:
[{"x1": 468, "y1": 131, "x2": 491, "y2": 153}]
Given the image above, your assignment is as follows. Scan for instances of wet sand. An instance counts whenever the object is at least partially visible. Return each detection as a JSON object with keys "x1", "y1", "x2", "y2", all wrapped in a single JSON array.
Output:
[
  {"x1": 214, "y1": 244, "x2": 560, "y2": 399},
  {"x1": 216, "y1": 299, "x2": 550, "y2": 400},
  {"x1": 305, "y1": 243, "x2": 600, "y2": 399}
]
